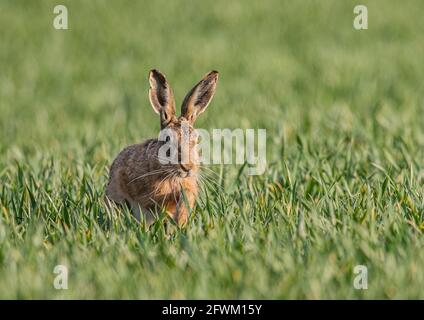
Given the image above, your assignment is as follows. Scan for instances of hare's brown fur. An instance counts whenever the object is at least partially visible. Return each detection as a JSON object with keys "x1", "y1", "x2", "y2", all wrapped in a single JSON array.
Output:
[
  {"x1": 107, "y1": 139, "x2": 197, "y2": 225},
  {"x1": 106, "y1": 69, "x2": 218, "y2": 226}
]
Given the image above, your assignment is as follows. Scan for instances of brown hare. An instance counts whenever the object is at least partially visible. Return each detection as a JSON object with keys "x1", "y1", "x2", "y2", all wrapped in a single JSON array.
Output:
[{"x1": 106, "y1": 69, "x2": 219, "y2": 226}]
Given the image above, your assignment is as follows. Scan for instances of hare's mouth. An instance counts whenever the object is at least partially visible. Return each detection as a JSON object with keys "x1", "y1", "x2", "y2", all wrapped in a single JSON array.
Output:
[{"x1": 177, "y1": 164, "x2": 192, "y2": 177}]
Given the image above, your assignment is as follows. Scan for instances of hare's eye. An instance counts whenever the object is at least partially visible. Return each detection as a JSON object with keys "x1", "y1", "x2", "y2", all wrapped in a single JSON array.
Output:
[{"x1": 165, "y1": 136, "x2": 171, "y2": 142}]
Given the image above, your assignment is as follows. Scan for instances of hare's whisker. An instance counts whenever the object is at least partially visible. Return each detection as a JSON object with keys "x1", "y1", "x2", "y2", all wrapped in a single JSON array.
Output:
[
  {"x1": 127, "y1": 169, "x2": 168, "y2": 185},
  {"x1": 198, "y1": 171, "x2": 225, "y2": 194}
]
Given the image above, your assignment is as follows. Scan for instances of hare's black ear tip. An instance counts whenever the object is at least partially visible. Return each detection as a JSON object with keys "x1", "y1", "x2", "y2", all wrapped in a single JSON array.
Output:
[
  {"x1": 149, "y1": 69, "x2": 159, "y2": 77},
  {"x1": 149, "y1": 69, "x2": 167, "y2": 82},
  {"x1": 208, "y1": 70, "x2": 219, "y2": 80},
  {"x1": 148, "y1": 69, "x2": 155, "y2": 80}
]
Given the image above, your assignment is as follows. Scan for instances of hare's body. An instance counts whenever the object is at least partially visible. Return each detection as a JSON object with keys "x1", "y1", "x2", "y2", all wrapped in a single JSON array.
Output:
[
  {"x1": 106, "y1": 140, "x2": 197, "y2": 225},
  {"x1": 106, "y1": 69, "x2": 218, "y2": 226}
]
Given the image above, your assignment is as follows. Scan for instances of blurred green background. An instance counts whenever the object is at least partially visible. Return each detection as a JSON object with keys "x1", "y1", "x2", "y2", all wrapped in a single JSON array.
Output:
[{"x1": 0, "y1": 0, "x2": 423, "y2": 298}]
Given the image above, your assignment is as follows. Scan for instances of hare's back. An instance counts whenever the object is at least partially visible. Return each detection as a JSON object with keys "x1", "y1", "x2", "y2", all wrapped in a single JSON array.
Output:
[
  {"x1": 107, "y1": 140, "x2": 157, "y2": 200},
  {"x1": 109, "y1": 140, "x2": 156, "y2": 176}
]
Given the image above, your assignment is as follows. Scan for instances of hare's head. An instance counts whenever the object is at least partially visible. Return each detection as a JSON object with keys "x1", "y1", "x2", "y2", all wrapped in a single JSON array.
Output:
[{"x1": 148, "y1": 69, "x2": 219, "y2": 178}]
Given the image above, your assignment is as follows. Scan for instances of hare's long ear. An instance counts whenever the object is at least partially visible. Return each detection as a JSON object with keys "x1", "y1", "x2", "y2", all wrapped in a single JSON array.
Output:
[
  {"x1": 181, "y1": 71, "x2": 219, "y2": 124},
  {"x1": 149, "y1": 69, "x2": 176, "y2": 128}
]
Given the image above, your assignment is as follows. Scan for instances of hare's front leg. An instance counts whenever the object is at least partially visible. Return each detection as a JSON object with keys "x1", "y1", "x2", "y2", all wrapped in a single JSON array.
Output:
[{"x1": 167, "y1": 192, "x2": 195, "y2": 226}]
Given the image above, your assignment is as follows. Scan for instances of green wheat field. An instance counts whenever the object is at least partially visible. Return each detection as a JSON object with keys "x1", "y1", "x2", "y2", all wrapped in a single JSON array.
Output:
[{"x1": 0, "y1": 0, "x2": 423, "y2": 299}]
